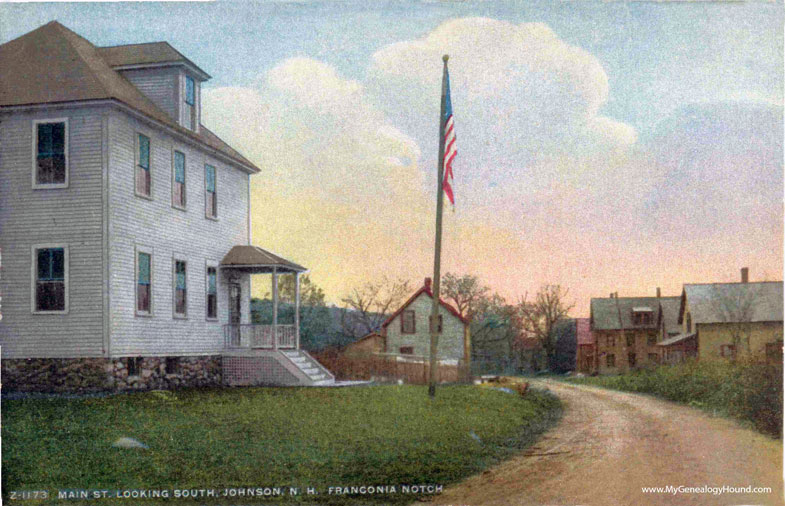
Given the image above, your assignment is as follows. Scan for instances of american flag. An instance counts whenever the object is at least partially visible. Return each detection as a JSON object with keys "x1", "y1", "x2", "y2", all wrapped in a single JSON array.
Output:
[{"x1": 442, "y1": 67, "x2": 457, "y2": 206}]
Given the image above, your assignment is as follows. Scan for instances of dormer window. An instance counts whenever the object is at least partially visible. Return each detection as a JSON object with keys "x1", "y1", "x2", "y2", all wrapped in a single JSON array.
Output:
[{"x1": 632, "y1": 307, "x2": 653, "y2": 326}]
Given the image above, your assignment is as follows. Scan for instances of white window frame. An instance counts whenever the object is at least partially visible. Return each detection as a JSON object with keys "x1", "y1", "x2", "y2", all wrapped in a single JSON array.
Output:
[
  {"x1": 173, "y1": 256, "x2": 188, "y2": 319},
  {"x1": 32, "y1": 118, "x2": 69, "y2": 189},
  {"x1": 205, "y1": 260, "x2": 219, "y2": 321},
  {"x1": 135, "y1": 245, "x2": 154, "y2": 317},
  {"x1": 134, "y1": 131, "x2": 153, "y2": 200},
  {"x1": 172, "y1": 149, "x2": 187, "y2": 210},
  {"x1": 31, "y1": 244, "x2": 69, "y2": 314}
]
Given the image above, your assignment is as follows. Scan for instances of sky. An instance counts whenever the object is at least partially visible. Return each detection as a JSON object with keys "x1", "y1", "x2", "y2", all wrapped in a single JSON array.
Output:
[{"x1": 2, "y1": 1, "x2": 782, "y2": 316}]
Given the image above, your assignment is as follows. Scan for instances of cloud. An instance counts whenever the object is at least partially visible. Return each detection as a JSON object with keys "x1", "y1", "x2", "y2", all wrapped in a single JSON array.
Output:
[
  {"x1": 367, "y1": 16, "x2": 637, "y2": 174},
  {"x1": 203, "y1": 58, "x2": 434, "y2": 299},
  {"x1": 201, "y1": 19, "x2": 781, "y2": 315}
]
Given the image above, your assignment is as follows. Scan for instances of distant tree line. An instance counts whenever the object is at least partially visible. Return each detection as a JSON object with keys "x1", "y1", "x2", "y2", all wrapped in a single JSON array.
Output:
[{"x1": 251, "y1": 272, "x2": 575, "y2": 373}]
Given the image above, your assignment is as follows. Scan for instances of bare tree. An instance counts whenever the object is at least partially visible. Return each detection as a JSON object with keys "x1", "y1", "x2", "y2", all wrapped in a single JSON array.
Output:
[
  {"x1": 441, "y1": 272, "x2": 489, "y2": 322},
  {"x1": 340, "y1": 277, "x2": 412, "y2": 339},
  {"x1": 517, "y1": 285, "x2": 574, "y2": 369}
]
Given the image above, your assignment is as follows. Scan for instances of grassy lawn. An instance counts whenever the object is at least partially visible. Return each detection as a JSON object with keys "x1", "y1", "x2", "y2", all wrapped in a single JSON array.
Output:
[
  {"x1": 565, "y1": 360, "x2": 782, "y2": 437},
  {"x1": 3, "y1": 384, "x2": 561, "y2": 505}
]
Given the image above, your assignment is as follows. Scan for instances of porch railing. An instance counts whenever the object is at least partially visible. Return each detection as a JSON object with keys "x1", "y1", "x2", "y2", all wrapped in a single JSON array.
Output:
[{"x1": 224, "y1": 324, "x2": 297, "y2": 349}]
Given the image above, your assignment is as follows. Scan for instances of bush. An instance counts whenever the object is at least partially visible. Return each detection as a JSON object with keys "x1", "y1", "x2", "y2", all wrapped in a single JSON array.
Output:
[{"x1": 567, "y1": 360, "x2": 783, "y2": 437}]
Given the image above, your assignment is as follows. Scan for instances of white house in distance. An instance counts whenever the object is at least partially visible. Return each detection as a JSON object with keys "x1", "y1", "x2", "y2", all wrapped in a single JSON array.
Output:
[
  {"x1": 0, "y1": 21, "x2": 333, "y2": 391},
  {"x1": 382, "y1": 278, "x2": 470, "y2": 367}
]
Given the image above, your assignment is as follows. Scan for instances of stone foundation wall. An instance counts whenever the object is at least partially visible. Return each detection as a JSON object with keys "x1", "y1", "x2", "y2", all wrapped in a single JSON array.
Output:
[
  {"x1": 2, "y1": 356, "x2": 222, "y2": 393},
  {"x1": 111, "y1": 356, "x2": 222, "y2": 391},
  {"x1": 2, "y1": 358, "x2": 110, "y2": 392}
]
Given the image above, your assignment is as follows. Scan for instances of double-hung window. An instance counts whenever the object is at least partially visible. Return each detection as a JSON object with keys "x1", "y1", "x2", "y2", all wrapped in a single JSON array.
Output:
[
  {"x1": 173, "y1": 151, "x2": 186, "y2": 208},
  {"x1": 136, "y1": 133, "x2": 151, "y2": 197},
  {"x1": 401, "y1": 310, "x2": 415, "y2": 334},
  {"x1": 174, "y1": 260, "x2": 187, "y2": 317},
  {"x1": 205, "y1": 164, "x2": 217, "y2": 218},
  {"x1": 136, "y1": 251, "x2": 152, "y2": 315},
  {"x1": 34, "y1": 120, "x2": 68, "y2": 187},
  {"x1": 206, "y1": 266, "x2": 217, "y2": 320},
  {"x1": 33, "y1": 246, "x2": 67, "y2": 312}
]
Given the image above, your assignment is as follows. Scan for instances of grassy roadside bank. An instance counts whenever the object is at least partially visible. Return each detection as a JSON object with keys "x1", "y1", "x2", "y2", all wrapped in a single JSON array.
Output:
[
  {"x1": 3, "y1": 384, "x2": 561, "y2": 505},
  {"x1": 565, "y1": 360, "x2": 782, "y2": 437}
]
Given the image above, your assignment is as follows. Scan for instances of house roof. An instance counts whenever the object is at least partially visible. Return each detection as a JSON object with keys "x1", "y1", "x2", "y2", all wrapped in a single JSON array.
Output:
[
  {"x1": 680, "y1": 282, "x2": 783, "y2": 325},
  {"x1": 0, "y1": 21, "x2": 258, "y2": 173},
  {"x1": 220, "y1": 245, "x2": 306, "y2": 273},
  {"x1": 97, "y1": 42, "x2": 210, "y2": 79},
  {"x1": 576, "y1": 318, "x2": 593, "y2": 345},
  {"x1": 346, "y1": 332, "x2": 385, "y2": 347},
  {"x1": 381, "y1": 281, "x2": 469, "y2": 328},
  {"x1": 659, "y1": 297, "x2": 683, "y2": 336},
  {"x1": 590, "y1": 296, "x2": 680, "y2": 330},
  {"x1": 658, "y1": 332, "x2": 696, "y2": 347}
]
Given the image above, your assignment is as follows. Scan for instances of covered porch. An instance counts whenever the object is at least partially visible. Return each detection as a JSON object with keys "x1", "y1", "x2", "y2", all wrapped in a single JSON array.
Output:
[{"x1": 220, "y1": 245, "x2": 307, "y2": 351}]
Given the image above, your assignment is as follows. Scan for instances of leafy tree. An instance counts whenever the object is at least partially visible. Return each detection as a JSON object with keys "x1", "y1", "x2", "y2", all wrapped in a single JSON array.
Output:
[
  {"x1": 469, "y1": 293, "x2": 522, "y2": 373},
  {"x1": 253, "y1": 274, "x2": 332, "y2": 350}
]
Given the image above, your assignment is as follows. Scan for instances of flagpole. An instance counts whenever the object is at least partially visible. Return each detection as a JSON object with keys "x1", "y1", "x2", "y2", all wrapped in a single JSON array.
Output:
[{"x1": 429, "y1": 54, "x2": 449, "y2": 398}]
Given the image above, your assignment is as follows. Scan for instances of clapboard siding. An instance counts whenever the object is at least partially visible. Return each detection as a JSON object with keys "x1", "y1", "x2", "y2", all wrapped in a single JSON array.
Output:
[
  {"x1": 385, "y1": 293, "x2": 466, "y2": 361},
  {"x1": 0, "y1": 108, "x2": 107, "y2": 358},
  {"x1": 107, "y1": 109, "x2": 250, "y2": 356},
  {"x1": 119, "y1": 68, "x2": 179, "y2": 121}
]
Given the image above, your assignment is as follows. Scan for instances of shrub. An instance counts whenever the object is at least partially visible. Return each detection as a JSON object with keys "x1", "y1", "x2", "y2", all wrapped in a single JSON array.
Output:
[{"x1": 568, "y1": 359, "x2": 783, "y2": 437}]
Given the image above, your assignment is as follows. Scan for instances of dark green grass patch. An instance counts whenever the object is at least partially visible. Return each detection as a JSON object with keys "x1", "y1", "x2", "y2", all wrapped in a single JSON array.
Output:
[
  {"x1": 3, "y1": 385, "x2": 561, "y2": 505},
  {"x1": 566, "y1": 360, "x2": 782, "y2": 437}
]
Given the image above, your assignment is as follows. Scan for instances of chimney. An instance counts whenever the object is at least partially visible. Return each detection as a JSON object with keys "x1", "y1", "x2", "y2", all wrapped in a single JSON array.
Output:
[
  {"x1": 656, "y1": 287, "x2": 661, "y2": 298},
  {"x1": 741, "y1": 267, "x2": 749, "y2": 283},
  {"x1": 424, "y1": 277, "x2": 432, "y2": 290}
]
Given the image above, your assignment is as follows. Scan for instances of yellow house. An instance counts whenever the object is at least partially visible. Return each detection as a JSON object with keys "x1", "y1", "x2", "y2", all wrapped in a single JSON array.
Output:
[{"x1": 676, "y1": 276, "x2": 783, "y2": 363}]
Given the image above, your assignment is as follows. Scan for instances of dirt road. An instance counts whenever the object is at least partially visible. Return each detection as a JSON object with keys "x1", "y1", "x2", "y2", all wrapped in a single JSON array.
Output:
[{"x1": 421, "y1": 379, "x2": 783, "y2": 506}]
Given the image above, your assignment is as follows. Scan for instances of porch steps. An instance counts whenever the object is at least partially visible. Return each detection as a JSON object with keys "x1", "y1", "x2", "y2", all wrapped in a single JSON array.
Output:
[{"x1": 282, "y1": 350, "x2": 335, "y2": 386}]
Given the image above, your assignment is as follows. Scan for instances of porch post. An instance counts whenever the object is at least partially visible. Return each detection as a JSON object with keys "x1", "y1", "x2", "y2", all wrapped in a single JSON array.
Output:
[
  {"x1": 294, "y1": 272, "x2": 301, "y2": 349},
  {"x1": 272, "y1": 268, "x2": 278, "y2": 350}
]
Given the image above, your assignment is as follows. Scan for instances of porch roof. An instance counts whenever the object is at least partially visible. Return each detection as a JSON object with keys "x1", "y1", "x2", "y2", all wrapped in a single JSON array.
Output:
[
  {"x1": 220, "y1": 245, "x2": 307, "y2": 273},
  {"x1": 657, "y1": 332, "x2": 696, "y2": 347}
]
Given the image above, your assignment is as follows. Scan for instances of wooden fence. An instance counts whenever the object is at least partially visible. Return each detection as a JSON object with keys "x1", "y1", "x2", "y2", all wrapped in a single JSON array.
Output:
[{"x1": 312, "y1": 350, "x2": 469, "y2": 385}]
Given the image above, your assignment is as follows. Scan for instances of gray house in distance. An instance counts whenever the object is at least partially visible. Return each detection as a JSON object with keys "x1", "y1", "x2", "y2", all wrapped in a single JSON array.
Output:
[{"x1": 0, "y1": 21, "x2": 333, "y2": 391}]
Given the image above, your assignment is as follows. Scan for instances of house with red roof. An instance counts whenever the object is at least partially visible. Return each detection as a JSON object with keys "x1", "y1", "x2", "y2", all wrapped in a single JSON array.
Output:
[{"x1": 381, "y1": 278, "x2": 470, "y2": 365}]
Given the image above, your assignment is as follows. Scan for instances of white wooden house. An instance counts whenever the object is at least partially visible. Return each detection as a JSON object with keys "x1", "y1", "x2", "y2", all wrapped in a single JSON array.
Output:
[
  {"x1": 382, "y1": 278, "x2": 470, "y2": 365},
  {"x1": 0, "y1": 21, "x2": 333, "y2": 391}
]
